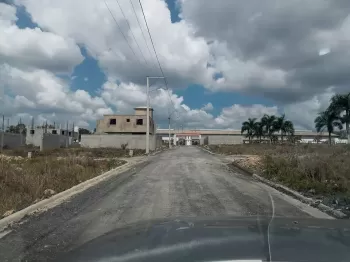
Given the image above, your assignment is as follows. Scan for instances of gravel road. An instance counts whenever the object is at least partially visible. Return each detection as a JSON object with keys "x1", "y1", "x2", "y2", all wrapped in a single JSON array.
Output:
[{"x1": 0, "y1": 146, "x2": 331, "y2": 261}]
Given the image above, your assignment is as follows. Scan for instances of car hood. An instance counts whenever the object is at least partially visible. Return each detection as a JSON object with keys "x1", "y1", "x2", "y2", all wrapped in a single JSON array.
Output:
[{"x1": 59, "y1": 216, "x2": 350, "y2": 262}]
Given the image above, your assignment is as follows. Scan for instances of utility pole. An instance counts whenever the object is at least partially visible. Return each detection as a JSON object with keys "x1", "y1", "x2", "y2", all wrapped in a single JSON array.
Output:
[
  {"x1": 146, "y1": 76, "x2": 165, "y2": 154},
  {"x1": 66, "y1": 121, "x2": 69, "y2": 148},
  {"x1": 1, "y1": 115, "x2": 4, "y2": 152},
  {"x1": 146, "y1": 76, "x2": 150, "y2": 154},
  {"x1": 72, "y1": 122, "x2": 75, "y2": 142},
  {"x1": 168, "y1": 117, "x2": 171, "y2": 149},
  {"x1": 348, "y1": 94, "x2": 350, "y2": 144}
]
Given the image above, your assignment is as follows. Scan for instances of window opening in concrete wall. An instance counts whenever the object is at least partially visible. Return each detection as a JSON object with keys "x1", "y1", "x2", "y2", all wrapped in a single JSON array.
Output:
[
  {"x1": 52, "y1": 130, "x2": 57, "y2": 134},
  {"x1": 61, "y1": 131, "x2": 65, "y2": 135},
  {"x1": 30, "y1": 130, "x2": 35, "y2": 135},
  {"x1": 110, "y1": 119, "x2": 117, "y2": 125},
  {"x1": 126, "y1": 119, "x2": 130, "y2": 122},
  {"x1": 136, "y1": 119, "x2": 143, "y2": 125}
]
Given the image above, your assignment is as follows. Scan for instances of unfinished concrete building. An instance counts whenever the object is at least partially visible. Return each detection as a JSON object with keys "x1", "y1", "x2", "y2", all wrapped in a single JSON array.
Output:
[
  {"x1": 26, "y1": 126, "x2": 78, "y2": 148},
  {"x1": 81, "y1": 107, "x2": 162, "y2": 150},
  {"x1": 96, "y1": 107, "x2": 155, "y2": 134}
]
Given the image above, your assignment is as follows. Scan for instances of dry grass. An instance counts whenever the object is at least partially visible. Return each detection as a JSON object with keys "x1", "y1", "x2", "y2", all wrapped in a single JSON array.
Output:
[
  {"x1": 207, "y1": 144, "x2": 350, "y2": 197},
  {"x1": 262, "y1": 153, "x2": 350, "y2": 194},
  {"x1": 0, "y1": 156, "x2": 126, "y2": 216},
  {"x1": 207, "y1": 144, "x2": 350, "y2": 215},
  {"x1": 3, "y1": 147, "x2": 146, "y2": 158},
  {"x1": 206, "y1": 143, "x2": 350, "y2": 156}
]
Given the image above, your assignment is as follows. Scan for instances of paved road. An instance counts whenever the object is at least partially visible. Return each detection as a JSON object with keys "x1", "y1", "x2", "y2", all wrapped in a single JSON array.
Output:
[{"x1": 0, "y1": 146, "x2": 330, "y2": 261}]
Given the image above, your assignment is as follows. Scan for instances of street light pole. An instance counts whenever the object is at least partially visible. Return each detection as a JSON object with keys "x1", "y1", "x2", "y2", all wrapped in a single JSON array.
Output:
[
  {"x1": 168, "y1": 117, "x2": 171, "y2": 149},
  {"x1": 146, "y1": 76, "x2": 165, "y2": 154},
  {"x1": 146, "y1": 76, "x2": 150, "y2": 154}
]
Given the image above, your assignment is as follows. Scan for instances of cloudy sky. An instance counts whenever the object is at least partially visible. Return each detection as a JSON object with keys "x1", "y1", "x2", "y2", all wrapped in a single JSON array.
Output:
[{"x1": 1, "y1": 0, "x2": 349, "y2": 130}]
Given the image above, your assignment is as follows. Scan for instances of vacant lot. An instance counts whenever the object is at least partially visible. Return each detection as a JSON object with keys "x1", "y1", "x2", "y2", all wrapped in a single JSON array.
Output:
[
  {"x1": 3, "y1": 147, "x2": 146, "y2": 158},
  {"x1": 0, "y1": 151, "x2": 128, "y2": 216},
  {"x1": 206, "y1": 144, "x2": 350, "y2": 215}
]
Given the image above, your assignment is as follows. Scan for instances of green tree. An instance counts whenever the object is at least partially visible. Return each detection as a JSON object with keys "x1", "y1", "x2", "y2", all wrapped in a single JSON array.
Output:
[
  {"x1": 314, "y1": 110, "x2": 343, "y2": 145},
  {"x1": 6, "y1": 123, "x2": 26, "y2": 135},
  {"x1": 253, "y1": 122, "x2": 264, "y2": 142},
  {"x1": 78, "y1": 128, "x2": 91, "y2": 141},
  {"x1": 261, "y1": 114, "x2": 277, "y2": 143},
  {"x1": 328, "y1": 93, "x2": 350, "y2": 144},
  {"x1": 274, "y1": 114, "x2": 295, "y2": 142},
  {"x1": 241, "y1": 118, "x2": 257, "y2": 143},
  {"x1": 78, "y1": 128, "x2": 91, "y2": 135}
]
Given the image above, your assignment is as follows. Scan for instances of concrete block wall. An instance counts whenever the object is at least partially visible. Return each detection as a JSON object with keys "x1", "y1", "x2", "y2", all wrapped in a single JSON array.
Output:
[
  {"x1": 207, "y1": 135, "x2": 243, "y2": 145},
  {"x1": 26, "y1": 128, "x2": 76, "y2": 147},
  {"x1": 0, "y1": 132, "x2": 26, "y2": 149},
  {"x1": 40, "y1": 134, "x2": 70, "y2": 151},
  {"x1": 81, "y1": 134, "x2": 157, "y2": 150}
]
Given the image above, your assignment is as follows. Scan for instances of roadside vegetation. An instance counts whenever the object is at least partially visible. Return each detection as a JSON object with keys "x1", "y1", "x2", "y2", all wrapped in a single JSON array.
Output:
[
  {"x1": 207, "y1": 144, "x2": 350, "y2": 215},
  {"x1": 0, "y1": 146, "x2": 146, "y2": 217},
  {"x1": 2, "y1": 146, "x2": 146, "y2": 158},
  {"x1": 209, "y1": 92, "x2": 350, "y2": 215}
]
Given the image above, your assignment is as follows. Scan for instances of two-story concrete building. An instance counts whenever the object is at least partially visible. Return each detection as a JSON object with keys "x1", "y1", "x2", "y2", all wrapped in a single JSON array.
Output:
[
  {"x1": 81, "y1": 107, "x2": 162, "y2": 150},
  {"x1": 96, "y1": 107, "x2": 155, "y2": 134}
]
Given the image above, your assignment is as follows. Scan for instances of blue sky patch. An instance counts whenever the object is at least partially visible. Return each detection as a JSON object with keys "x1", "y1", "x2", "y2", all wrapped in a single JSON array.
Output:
[
  {"x1": 71, "y1": 47, "x2": 106, "y2": 95},
  {"x1": 165, "y1": 0, "x2": 181, "y2": 23},
  {"x1": 15, "y1": 5, "x2": 38, "y2": 29},
  {"x1": 175, "y1": 84, "x2": 276, "y2": 116}
]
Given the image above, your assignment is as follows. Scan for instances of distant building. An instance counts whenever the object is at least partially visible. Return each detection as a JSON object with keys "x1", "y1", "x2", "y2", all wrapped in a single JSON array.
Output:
[
  {"x1": 26, "y1": 126, "x2": 78, "y2": 147},
  {"x1": 156, "y1": 129, "x2": 340, "y2": 146},
  {"x1": 96, "y1": 107, "x2": 156, "y2": 135}
]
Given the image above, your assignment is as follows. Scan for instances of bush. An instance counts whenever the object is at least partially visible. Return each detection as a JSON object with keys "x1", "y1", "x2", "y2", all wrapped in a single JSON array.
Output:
[{"x1": 121, "y1": 143, "x2": 128, "y2": 150}]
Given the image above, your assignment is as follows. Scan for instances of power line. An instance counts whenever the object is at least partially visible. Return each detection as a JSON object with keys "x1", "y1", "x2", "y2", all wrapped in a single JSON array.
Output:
[
  {"x1": 114, "y1": 0, "x2": 149, "y2": 67},
  {"x1": 138, "y1": 0, "x2": 177, "y2": 115},
  {"x1": 104, "y1": 0, "x2": 142, "y2": 64},
  {"x1": 129, "y1": 0, "x2": 159, "y2": 71}
]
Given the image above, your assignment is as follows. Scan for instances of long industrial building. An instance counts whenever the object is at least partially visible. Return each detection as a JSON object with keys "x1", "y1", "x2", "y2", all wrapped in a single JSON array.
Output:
[{"x1": 156, "y1": 129, "x2": 339, "y2": 145}]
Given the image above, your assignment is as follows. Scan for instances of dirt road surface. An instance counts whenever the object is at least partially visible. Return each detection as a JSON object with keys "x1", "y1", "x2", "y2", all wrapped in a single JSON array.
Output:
[{"x1": 0, "y1": 146, "x2": 331, "y2": 261}]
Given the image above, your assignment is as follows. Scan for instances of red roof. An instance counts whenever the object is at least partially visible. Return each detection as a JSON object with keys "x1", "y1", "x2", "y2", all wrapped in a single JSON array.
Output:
[{"x1": 177, "y1": 133, "x2": 201, "y2": 136}]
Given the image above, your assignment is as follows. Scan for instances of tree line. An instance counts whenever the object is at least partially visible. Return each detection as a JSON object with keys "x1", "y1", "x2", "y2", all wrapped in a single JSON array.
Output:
[
  {"x1": 314, "y1": 92, "x2": 350, "y2": 145},
  {"x1": 241, "y1": 114, "x2": 294, "y2": 143},
  {"x1": 241, "y1": 92, "x2": 350, "y2": 145}
]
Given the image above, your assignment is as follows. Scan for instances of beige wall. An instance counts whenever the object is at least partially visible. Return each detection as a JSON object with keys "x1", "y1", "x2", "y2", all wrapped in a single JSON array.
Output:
[
  {"x1": 81, "y1": 134, "x2": 161, "y2": 150},
  {"x1": 96, "y1": 115, "x2": 155, "y2": 134},
  {"x1": 134, "y1": 108, "x2": 153, "y2": 118},
  {"x1": 207, "y1": 135, "x2": 244, "y2": 145}
]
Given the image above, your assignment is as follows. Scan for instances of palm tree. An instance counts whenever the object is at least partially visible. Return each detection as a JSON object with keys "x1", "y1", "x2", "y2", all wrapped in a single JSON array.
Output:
[
  {"x1": 274, "y1": 114, "x2": 295, "y2": 142},
  {"x1": 253, "y1": 122, "x2": 264, "y2": 142},
  {"x1": 241, "y1": 118, "x2": 257, "y2": 143},
  {"x1": 328, "y1": 93, "x2": 350, "y2": 144},
  {"x1": 314, "y1": 110, "x2": 343, "y2": 145},
  {"x1": 261, "y1": 114, "x2": 277, "y2": 143}
]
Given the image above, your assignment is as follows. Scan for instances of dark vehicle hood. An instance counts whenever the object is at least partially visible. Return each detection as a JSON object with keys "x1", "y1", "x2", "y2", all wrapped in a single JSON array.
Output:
[{"x1": 59, "y1": 216, "x2": 350, "y2": 262}]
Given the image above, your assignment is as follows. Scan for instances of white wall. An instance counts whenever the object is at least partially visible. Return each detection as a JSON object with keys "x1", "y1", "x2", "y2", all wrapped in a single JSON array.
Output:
[
  {"x1": 334, "y1": 138, "x2": 348, "y2": 144},
  {"x1": 81, "y1": 134, "x2": 160, "y2": 150}
]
